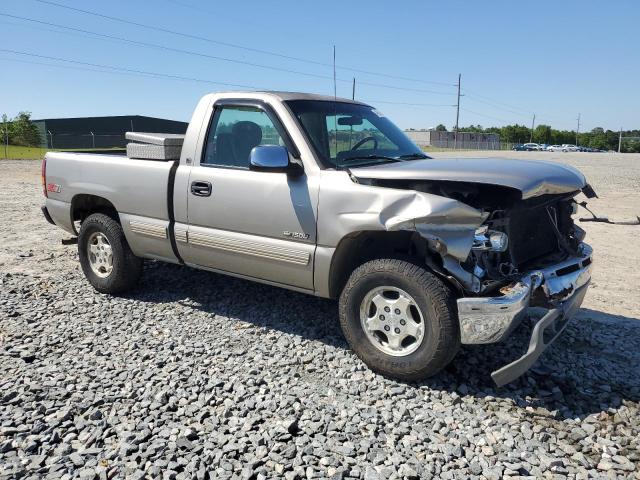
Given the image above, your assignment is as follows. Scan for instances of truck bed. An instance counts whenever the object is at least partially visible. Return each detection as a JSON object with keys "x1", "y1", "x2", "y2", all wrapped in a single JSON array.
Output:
[{"x1": 45, "y1": 152, "x2": 173, "y2": 240}]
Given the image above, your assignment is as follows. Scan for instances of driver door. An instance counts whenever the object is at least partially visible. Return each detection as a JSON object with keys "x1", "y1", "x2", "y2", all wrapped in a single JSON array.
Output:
[{"x1": 182, "y1": 102, "x2": 318, "y2": 291}]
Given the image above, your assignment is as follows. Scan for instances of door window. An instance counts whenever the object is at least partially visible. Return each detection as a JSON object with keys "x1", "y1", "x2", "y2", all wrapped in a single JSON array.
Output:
[{"x1": 202, "y1": 106, "x2": 284, "y2": 168}]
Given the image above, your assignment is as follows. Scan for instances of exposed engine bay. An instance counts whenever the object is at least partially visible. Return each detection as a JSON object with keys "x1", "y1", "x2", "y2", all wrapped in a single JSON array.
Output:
[{"x1": 466, "y1": 193, "x2": 586, "y2": 296}]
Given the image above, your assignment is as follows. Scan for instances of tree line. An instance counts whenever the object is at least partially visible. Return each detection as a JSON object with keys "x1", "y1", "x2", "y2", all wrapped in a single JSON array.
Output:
[
  {"x1": 433, "y1": 123, "x2": 640, "y2": 152},
  {"x1": 2, "y1": 112, "x2": 42, "y2": 147}
]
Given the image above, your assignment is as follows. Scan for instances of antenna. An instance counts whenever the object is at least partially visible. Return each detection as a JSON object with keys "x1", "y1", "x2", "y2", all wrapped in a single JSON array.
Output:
[
  {"x1": 332, "y1": 45, "x2": 337, "y2": 100},
  {"x1": 352, "y1": 77, "x2": 356, "y2": 100},
  {"x1": 332, "y1": 45, "x2": 337, "y2": 156}
]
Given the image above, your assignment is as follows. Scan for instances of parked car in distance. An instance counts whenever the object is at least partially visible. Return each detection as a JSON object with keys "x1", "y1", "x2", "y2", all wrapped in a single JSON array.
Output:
[
  {"x1": 523, "y1": 143, "x2": 542, "y2": 151},
  {"x1": 562, "y1": 144, "x2": 580, "y2": 152},
  {"x1": 512, "y1": 144, "x2": 526, "y2": 151},
  {"x1": 546, "y1": 145, "x2": 563, "y2": 151},
  {"x1": 41, "y1": 91, "x2": 596, "y2": 387}
]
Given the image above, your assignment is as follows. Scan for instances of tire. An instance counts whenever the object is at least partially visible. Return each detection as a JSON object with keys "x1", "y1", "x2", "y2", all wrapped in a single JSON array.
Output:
[
  {"x1": 339, "y1": 259, "x2": 460, "y2": 381},
  {"x1": 78, "y1": 213, "x2": 143, "y2": 294}
]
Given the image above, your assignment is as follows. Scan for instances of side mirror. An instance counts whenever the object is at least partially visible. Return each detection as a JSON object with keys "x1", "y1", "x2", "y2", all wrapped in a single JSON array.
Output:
[{"x1": 249, "y1": 145, "x2": 302, "y2": 175}]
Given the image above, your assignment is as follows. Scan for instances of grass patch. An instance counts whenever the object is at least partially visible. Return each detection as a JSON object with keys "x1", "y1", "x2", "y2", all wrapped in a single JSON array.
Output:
[
  {"x1": 1, "y1": 145, "x2": 48, "y2": 160},
  {"x1": 1, "y1": 145, "x2": 125, "y2": 160}
]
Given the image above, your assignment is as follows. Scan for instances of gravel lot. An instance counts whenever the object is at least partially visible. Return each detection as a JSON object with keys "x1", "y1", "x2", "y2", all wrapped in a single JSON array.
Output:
[{"x1": 1, "y1": 153, "x2": 639, "y2": 479}]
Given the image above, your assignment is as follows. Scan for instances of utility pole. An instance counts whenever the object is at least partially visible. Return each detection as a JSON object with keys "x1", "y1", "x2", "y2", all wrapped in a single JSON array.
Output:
[
  {"x1": 454, "y1": 73, "x2": 461, "y2": 149},
  {"x1": 530, "y1": 113, "x2": 536, "y2": 143},
  {"x1": 576, "y1": 113, "x2": 581, "y2": 146},
  {"x1": 2, "y1": 115, "x2": 8, "y2": 159},
  {"x1": 352, "y1": 77, "x2": 356, "y2": 100},
  {"x1": 618, "y1": 127, "x2": 622, "y2": 153}
]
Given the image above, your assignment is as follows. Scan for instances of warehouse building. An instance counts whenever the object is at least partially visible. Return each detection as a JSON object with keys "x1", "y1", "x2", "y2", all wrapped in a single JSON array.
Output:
[
  {"x1": 33, "y1": 115, "x2": 188, "y2": 149},
  {"x1": 405, "y1": 129, "x2": 501, "y2": 150}
]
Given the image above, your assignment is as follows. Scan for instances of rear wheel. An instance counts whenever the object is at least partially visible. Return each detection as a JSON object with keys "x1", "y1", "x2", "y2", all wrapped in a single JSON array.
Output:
[
  {"x1": 78, "y1": 213, "x2": 142, "y2": 294},
  {"x1": 339, "y1": 259, "x2": 460, "y2": 381}
]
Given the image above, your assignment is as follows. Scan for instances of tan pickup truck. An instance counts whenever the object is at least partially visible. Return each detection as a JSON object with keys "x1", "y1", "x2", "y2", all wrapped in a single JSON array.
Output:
[{"x1": 41, "y1": 91, "x2": 594, "y2": 386}]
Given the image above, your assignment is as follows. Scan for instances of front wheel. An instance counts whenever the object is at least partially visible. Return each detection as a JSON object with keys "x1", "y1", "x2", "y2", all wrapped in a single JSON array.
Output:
[
  {"x1": 78, "y1": 213, "x2": 143, "y2": 294},
  {"x1": 338, "y1": 259, "x2": 460, "y2": 381}
]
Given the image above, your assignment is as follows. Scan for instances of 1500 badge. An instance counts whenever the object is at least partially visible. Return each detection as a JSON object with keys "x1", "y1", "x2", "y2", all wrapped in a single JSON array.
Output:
[{"x1": 283, "y1": 231, "x2": 310, "y2": 240}]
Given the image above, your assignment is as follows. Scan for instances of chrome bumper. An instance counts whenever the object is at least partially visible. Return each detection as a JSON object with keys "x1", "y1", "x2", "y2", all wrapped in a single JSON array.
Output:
[{"x1": 456, "y1": 243, "x2": 593, "y2": 386}]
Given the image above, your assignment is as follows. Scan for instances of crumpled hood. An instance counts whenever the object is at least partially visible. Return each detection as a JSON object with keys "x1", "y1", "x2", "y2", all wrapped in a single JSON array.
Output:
[{"x1": 350, "y1": 157, "x2": 587, "y2": 199}]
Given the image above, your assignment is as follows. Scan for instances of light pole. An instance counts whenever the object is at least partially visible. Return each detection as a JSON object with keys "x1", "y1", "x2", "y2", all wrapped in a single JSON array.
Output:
[
  {"x1": 47, "y1": 130, "x2": 54, "y2": 149},
  {"x1": 529, "y1": 114, "x2": 536, "y2": 143},
  {"x1": 618, "y1": 127, "x2": 622, "y2": 153},
  {"x1": 90, "y1": 131, "x2": 95, "y2": 149}
]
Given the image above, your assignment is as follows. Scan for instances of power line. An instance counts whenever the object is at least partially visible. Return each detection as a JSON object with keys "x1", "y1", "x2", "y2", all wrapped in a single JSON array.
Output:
[
  {"x1": 31, "y1": 0, "x2": 455, "y2": 88},
  {"x1": 0, "y1": 49, "x2": 457, "y2": 111},
  {"x1": 463, "y1": 89, "x2": 572, "y2": 125},
  {"x1": 0, "y1": 48, "x2": 262, "y2": 89},
  {"x1": 459, "y1": 107, "x2": 512, "y2": 124},
  {"x1": 462, "y1": 89, "x2": 535, "y2": 116},
  {"x1": 462, "y1": 94, "x2": 532, "y2": 118},
  {"x1": 0, "y1": 14, "x2": 332, "y2": 82},
  {"x1": 363, "y1": 100, "x2": 455, "y2": 107},
  {"x1": 2, "y1": 12, "x2": 455, "y2": 96}
]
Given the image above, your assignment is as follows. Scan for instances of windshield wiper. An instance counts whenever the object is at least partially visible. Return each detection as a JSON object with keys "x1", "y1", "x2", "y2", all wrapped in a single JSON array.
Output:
[
  {"x1": 398, "y1": 153, "x2": 431, "y2": 160},
  {"x1": 338, "y1": 154, "x2": 402, "y2": 165}
]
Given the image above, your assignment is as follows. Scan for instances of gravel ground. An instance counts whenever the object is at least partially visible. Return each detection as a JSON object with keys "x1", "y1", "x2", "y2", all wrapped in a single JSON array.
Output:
[{"x1": 1, "y1": 153, "x2": 639, "y2": 480}]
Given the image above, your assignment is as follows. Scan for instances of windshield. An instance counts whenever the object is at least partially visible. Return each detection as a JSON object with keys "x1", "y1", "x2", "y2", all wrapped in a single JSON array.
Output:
[{"x1": 285, "y1": 100, "x2": 428, "y2": 168}]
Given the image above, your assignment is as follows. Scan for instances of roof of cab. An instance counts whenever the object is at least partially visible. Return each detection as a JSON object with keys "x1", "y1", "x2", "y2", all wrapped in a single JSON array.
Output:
[{"x1": 254, "y1": 91, "x2": 370, "y2": 106}]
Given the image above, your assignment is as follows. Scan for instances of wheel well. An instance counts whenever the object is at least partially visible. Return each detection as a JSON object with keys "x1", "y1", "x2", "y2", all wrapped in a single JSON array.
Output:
[
  {"x1": 328, "y1": 230, "x2": 428, "y2": 299},
  {"x1": 71, "y1": 194, "x2": 119, "y2": 228}
]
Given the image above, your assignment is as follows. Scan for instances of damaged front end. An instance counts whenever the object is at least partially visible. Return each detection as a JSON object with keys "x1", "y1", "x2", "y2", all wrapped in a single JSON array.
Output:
[
  {"x1": 351, "y1": 173, "x2": 595, "y2": 386},
  {"x1": 452, "y1": 192, "x2": 594, "y2": 386}
]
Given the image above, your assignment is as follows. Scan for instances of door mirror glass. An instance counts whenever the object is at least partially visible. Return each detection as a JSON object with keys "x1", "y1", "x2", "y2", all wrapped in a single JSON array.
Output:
[{"x1": 250, "y1": 145, "x2": 292, "y2": 172}]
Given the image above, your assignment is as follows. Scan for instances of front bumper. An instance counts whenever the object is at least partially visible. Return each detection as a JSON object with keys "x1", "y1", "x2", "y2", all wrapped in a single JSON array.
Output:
[{"x1": 456, "y1": 243, "x2": 593, "y2": 386}]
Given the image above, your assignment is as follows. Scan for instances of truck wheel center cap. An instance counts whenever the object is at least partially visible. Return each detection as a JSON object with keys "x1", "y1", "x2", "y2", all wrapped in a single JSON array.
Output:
[{"x1": 359, "y1": 286, "x2": 425, "y2": 357}]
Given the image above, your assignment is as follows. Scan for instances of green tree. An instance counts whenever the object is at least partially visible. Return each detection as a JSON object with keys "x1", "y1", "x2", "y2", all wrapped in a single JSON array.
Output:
[
  {"x1": 460, "y1": 124, "x2": 484, "y2": 132},
  {"x1": 500, "y1": 124, "x2": 530, "y2": 143},
  {"x1": 533, "y1": 125, "x2": 552, "y2": 144},
  {"x1": 7, "y1": 112, "x2": 42, "y2": 147},
  {"x1": 435, "y1": 124, "x2": 447, "y2": 131}
]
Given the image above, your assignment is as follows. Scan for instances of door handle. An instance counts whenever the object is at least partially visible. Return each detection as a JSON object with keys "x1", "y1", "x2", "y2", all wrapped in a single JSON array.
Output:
[{"x1": 190, "y1": 181, "x2": 212, "y2": 197}]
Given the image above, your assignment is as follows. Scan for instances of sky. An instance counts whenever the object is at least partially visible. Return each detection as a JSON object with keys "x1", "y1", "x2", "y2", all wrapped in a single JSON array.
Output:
[{"x1": 1, "y1": 0, "x2": 638, "y2": 132}]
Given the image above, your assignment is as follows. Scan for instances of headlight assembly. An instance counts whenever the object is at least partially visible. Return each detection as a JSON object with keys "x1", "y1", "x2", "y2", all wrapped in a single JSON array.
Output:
[{"x1": 472, "y1": 228, "x2": 509, "y2": 252}]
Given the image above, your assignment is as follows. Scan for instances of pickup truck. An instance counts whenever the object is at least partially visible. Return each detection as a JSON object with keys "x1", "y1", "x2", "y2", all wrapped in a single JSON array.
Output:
[{"x1": 41, "y1": 91, "x2": 595, "y2": 386}]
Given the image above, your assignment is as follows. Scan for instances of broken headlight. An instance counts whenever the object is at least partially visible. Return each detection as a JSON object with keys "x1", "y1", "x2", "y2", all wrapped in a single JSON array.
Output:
[{"x1": 472, "y1": 227, "x2": 509, "y2": 252}]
